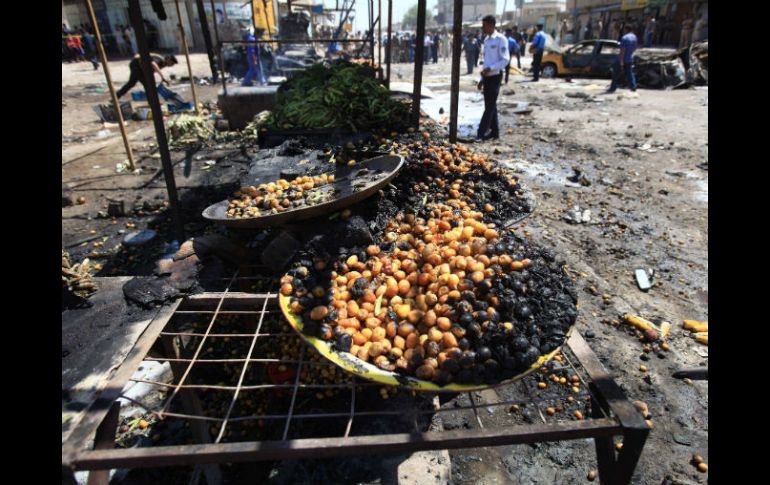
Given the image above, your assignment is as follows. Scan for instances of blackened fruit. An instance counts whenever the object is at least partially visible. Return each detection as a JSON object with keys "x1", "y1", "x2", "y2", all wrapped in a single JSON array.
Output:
[
  {"x1": 475, "y1": 310, "x2": 489, "y2": 322},
  {"x1": 474, "y1": 301, "x2": 489, "y2": 311},
  {"x1": 477, "y1": 346, "x2": 492, "y2": 362},
  {"x1": 435, "y1": 370, "x2": 453, "y2": 385},
  {"x1": 458, "y1": 337, "x2": 471, "y2": 350},
  {"x1": 447, "y1": 348, "x2": 463, "y2": 360},
  {"x1": 522, "y1": 346, "x2": 540, "y2": 366},
  {"x1": 477, "y1": 280, "x2": 491, "y2": 294},
  {"x1": 459, "y1": 313, "x2": 473, "y2": 326},
  {"x1": 458, "y1": 354, "x2": 474, "y2": 368},
  {"x1": 503, "y1": 356, "x2": 517, "y2": 370},
  {"x1": 466, "y1": 323, "x2": 482, "y2": 338},
  {"x1": 442, "y1": 358, "x2": 460, "y2": 374},
  {"x1": 484, "y1": 359, "x2": 499, "y2": 374},
  {"x1": 512, "y1": 336, "x2": 529, "y2": 351},
  {"x1": 466, "y1": 351, "x2": 478, "y2": 364},
  {"x1": 336, "y1": 332, "x2": 352, "y2": 352},
  {"x1": 516, "y1": 305, "x2": 532, "y2": 319},
  {"x1": 457, "y1": 369, "x2": 473, "y2": 384},
  {"x1": 461, "y1": 289, "x2": 476, "y2": 301},
  {"x1": 410, "y1": 353, "x2": 424, "y2": 368}
]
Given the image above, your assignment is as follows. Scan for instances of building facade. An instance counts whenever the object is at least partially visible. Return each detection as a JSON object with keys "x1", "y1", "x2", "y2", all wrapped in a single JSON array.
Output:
[
  {"x1": 62, "y1": 0, "x2": 280, "y2": 55},
  {"x1": 565, "y1": 0, "x2": 707, "y2": 46},
  {"x1": 436, "y1": 0, "x2": 497, "y2": 25}
]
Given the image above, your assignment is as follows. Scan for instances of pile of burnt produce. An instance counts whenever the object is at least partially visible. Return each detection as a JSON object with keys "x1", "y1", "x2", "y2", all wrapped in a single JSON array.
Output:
[{"x1": 281, "y1": 135, "x2": 576, "y2": 387}]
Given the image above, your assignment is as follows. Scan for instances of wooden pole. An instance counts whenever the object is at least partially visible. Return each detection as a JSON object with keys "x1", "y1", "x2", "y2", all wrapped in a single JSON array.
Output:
[
  {"x1": 128, "y1": 0, "x2": 186, "y2": 243},
  {"x1": 449, "y1": 0, "x2": 463, "y2": 143},
  {"x1": 195, "y1": 0, "x2": 219, "y2": 81},
  {"x1": 174, "y1": 0, "x2": 200, "y2": 114},
  {"x1": 83, "y1": 0, "x2": 136, "y2": 171},
  {"x1": 378, "y1": 0, "x2": 382, "y2": 71},
  {"x1": 386, "y1": 0, "x2": 392, "y2": 88},
  {"x1": 411, "y1": 0, "x2": 426, "y2": 127}
]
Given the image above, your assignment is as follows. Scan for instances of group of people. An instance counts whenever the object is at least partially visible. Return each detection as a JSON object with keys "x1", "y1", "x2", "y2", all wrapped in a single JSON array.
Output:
[
  {"x1": 463, "y1": 26, "x2": 529, "y2": 83},
  {"x1": 385, "y1": 31, "x2": 452, "y2": 65},
  {"x1": 62, "y1": 24, "x2": 100, "y2": 69}
]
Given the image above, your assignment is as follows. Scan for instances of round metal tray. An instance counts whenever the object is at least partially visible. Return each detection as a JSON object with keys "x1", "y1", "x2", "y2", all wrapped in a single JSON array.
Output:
[
  {"x1": 279, "y1": 293, "x2": 571, "y2": 392},
  {"x1": 202, "y1": 154, "x2": 405, "y2": 229}
]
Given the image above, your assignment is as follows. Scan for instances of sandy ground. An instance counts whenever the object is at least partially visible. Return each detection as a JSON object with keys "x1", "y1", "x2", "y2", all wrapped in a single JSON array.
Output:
[{"x1": 62, "y1": 53, "x2": 707, "y2": 484}]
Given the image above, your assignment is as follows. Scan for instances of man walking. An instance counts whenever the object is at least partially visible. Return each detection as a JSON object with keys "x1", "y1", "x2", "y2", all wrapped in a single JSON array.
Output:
[
  {"x1": 529, "y1": 24, "x2": 546, "y2": 82},
  {"x1": 644, "y1": 17, "x2": 656, "y2": 47},
  {"x1": 607, "y1": 24, "x2": 637, "y2": 93},
  {"x1": 511, "y1": 26, "x2": 523, "y2": 65},
  {"x1": 242, "y1": 30, "x2": 266, "y2": 86},
  {"x1": 116, "y1": 53, "x2": 178, "y2": 98},
  {"x1": 503, "y1": 29, "x2": 520, "y2": 84},
  {"x1": 476, "y1": 15, "x2": 509, "y2": 141},
  {"x1": 463, "y1": 33, "x2": 478, "y2": 74}
]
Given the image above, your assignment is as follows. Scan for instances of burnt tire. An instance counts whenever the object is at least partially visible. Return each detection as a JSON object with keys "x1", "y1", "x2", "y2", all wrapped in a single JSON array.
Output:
[{"x1": 541, "y1": 63, "x2": 557, "y2": 78}]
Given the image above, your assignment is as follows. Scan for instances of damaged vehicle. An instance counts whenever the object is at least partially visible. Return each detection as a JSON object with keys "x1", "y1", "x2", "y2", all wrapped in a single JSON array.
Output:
[{"x1": 540, "y1": 39, "x2": 697, "y2": 89}]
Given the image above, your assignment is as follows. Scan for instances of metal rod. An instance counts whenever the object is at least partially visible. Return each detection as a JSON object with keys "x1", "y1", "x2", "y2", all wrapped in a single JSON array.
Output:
[
  {"x1": 378, "y1": 0, "x2": 382, "y2": 71},
  {"x1": 195, "y1": 0, "x2": 218, "y2": 81},
  {"x1": 127, "y1": 0, "x2": 186, "y2": 243},
  {"x1": 411, "y1": 0, "x2": 427, "y2": 126},
  {"x1": 83, "y1": 0, "x2": 136, "y2": 171},
  {"x1": 449, "y1": 0, "x2": 463, "y2": 143},
  {"x1": 386, "y1": 0, "x2": 392, "y2": 87},
  {"x1": 72, "y1": 419, "x2": 623, "y2": 470},
  {"x1": 175, "y1": 0, "x2": 200, "y2": 114},
  {"x1": 159, "y1": 271, "x2": 239, "y2": 416},
  {"x1": 369, "y1": 0, "x2": 374, "y2": 64},
  {"x1": 210, "y1": 0, "x2": 227, "y2": 95},
  {"x1": 220, "y1": 38, "x2": 367, "y2": 44},
  {"x1": 214, "y1": 292, "x2": 271, "y2": 443}
]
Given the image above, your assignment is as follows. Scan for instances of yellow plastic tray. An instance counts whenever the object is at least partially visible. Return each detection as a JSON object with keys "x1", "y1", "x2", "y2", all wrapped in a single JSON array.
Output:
[{"x1": 279, "y1": 293, "x2": 570, "y2": 392}]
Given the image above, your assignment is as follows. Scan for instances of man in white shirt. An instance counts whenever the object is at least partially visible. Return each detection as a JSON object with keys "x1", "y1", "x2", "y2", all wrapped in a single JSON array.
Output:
[
  {"x1": 476, "y1": 15, "x2": 510, "y2": 141},
  {"x1": 424, "y1": 32, "x2": 433, "y2": 64}
]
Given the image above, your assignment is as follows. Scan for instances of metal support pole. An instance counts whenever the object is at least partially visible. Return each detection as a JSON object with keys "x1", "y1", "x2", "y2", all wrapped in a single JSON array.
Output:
[
  {"x1": 128, "y1": 0, "x2": 186, "y2": 243},
  {"x1": 411, "y1": 0, "x2": 427, "y2": 127},
  {"x1": 195, "y1": 0, "x2": 219, "y2": 82},
  {"x1": 175, "y1": 0, "x2": 200, "y2": 114},
  {"x1": 448, "y1": 0, "x2": 463, "y2": 143},
  {"x1": 210, "y1": 0, "x2": 227, "y2": 95},
  {"x1": 83, "y1": 0, "x2": 136, "y2": 172},
  {"x1": 369, "y1": 0, "x2": 374, "y2": 63},
  {"x1": 386, "y1": 0, "x2": 392, "y2": 87},
  {"x1": 378, "y1": 0, "x2": 382, "y2": 69}
]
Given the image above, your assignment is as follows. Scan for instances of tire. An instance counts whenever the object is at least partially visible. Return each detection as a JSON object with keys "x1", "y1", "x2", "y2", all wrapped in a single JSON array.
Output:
[{"x1": 541, "y1": 63, "x2": 557, "y2": 78}]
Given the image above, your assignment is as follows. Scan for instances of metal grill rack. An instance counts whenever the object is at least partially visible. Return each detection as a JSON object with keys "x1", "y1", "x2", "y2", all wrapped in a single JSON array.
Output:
[{"x1": 62, "y1": 267, "x2": 649, "y2": 485}]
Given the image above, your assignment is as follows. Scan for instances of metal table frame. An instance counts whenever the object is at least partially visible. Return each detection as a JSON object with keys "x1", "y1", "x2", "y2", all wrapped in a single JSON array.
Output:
[{"x1": 62, "y1": 275, "x2": 648, "y2": 485}]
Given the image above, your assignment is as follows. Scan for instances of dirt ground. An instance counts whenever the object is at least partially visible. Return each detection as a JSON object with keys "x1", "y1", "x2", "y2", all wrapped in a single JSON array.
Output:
[{"x1": 62, "y1": 53, "x2": 707, "y2": 484}]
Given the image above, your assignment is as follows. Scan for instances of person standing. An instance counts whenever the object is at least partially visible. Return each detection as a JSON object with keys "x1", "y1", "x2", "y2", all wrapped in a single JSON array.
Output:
[
  {"x1": 82, "y1": 28, "x2": 100, "y2": 70},
  {"x1": 644, "y1": 17, "x2": 656, "y2": 47},
  {"x1": 432, "y1": 31, "x2": 440, "y2": 63},
  {"x1": 529, "y1": 24, "x2": 546, "y2": 82},
  {"x1": 559, "y1": 19, "x2": 569, "y2": 45},
  {"x1": 607, "y1": 24, "x2": 637, "y2": 93},
  {"x1": 476, "y1": 15, "x2": 509, "y2": 141},
  {"x1": 424, "y1": 32, "x2": 432, "y2": 64},
  {"x1": 242, "y1": 31, "x2": 266, "y2": 86},
  {"x1": 463, "y1": 33, "x2": 478, "y2": 74},
  {"x1": 114, "y1": 25, "x2": 129, "y2": 56},
  {"x1": 680, "y1": 16, "x2": 694, "y2": 48},
  {"x1": 409, "y1": 33, "x2": 416, "y2": 63},
  {"x1": 441, "y1": 30, "x2": 450, "y2": 61},
  {"x1": 503, "y1": 29, "x2": 520, "y2": 84},
  {"x1": 512, "y1": 26, "x2": 524, "y2": 62}
]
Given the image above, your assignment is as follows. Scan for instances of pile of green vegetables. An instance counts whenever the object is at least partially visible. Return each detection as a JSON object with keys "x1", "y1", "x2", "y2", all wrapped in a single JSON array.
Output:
[{"x1": 266, "y1": 61, "x2": 410, "y2": 131}]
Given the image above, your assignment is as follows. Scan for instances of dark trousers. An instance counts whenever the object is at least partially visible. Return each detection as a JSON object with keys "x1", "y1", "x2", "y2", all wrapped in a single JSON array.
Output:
[
  {"x1": 514, "y1": 49, "x2": 521, "y2": 68},
  {"x1": 116, "y1": 61, "x2": 147, "y2": 98},
  {"x1": 477, "y1": 74, "x2": 502, "y2": 139},
  {"x1": 466, "y1": 55, "x2": 474, "y2": 74},
  {"x1": 532, "y1": 49, "x2": 543, "y2": 81},
  {"x1": 610, "y1": 60, "x2": 637, "y2": 91}
]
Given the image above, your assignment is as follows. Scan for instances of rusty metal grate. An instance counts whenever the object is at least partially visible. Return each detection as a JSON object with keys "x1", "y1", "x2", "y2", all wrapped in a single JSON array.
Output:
[{"x1": 62, "y1": 266, "x2": 649, "y2": 484}]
